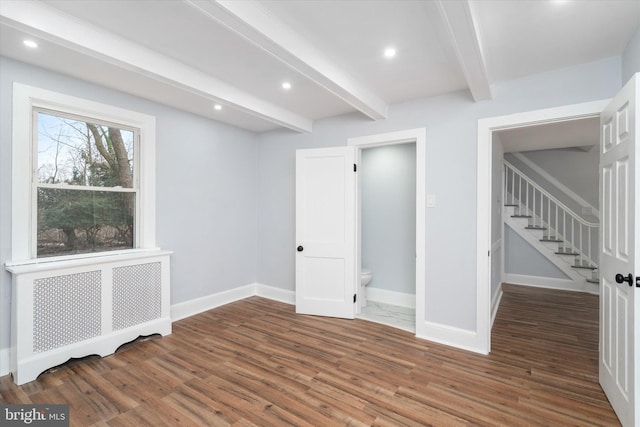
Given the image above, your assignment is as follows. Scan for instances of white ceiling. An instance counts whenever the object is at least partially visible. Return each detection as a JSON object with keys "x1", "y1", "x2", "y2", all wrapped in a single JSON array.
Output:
[
  {"x1": 1, "y1": 0, "x2": 639, "y2": 134},
  {"x1": 496, "y1": 117, "x2": 600, "y2": 153}
]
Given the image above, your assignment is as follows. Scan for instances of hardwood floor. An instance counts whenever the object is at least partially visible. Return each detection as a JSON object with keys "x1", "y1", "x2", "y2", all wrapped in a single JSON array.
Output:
[{"x1": 0, "y1": 284, "x2": 619, "y2": 426}]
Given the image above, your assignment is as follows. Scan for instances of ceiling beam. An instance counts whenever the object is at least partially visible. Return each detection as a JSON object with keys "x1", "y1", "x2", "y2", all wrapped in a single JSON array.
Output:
[
  {"x1": 0, "y1": 0, "x2": 313, "y2": 132},
  {"x1": 186, "y1": 0, "x2": 389, "y2": 120},
  {"x1": 435, "y1": 0, "x2": 492, "y2": 102}
]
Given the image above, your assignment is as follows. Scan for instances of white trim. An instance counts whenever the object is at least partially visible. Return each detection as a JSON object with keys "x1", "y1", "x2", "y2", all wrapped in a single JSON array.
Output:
[
  {"x1": 189, "y1": 0, "x2": 388, "y2": 121},
  {"x1": 491, "y1": 286, "x2": 503, "y2": 328},
  {"x1": 256, "y1": 283, "x2": 295, "y2": 305},
  {"x1": 347, "y1": 128, "x2": 426, "y2": 341},
  {"x1": 417, "y1": 321, "x2": 485, "y2": 354},
  {"x1": 0, "y1": 0, "x2": 311, "y2": 133},
  {"x1": 504, "y1": 273, "x2": 597, "y2": 294},
  {"x1": 512, "y1": 152, "x2": 600, "y2": 218},
  {"x1": 366, "y1": 288, "x2": 416, "y2": 309},
  {"x1": 170, "y1": 283, "x2": 295, "y2": 322},
  {"x1": 435, "y1": 0, "x2": 492, "y2": 101},
  {"x1": 0, "y1": 348, "x2": 9, "y2": 377},
  {"x1": 170, "y1": 284, "x2": 257, "y2": 322},
  {"x1": 478, "y1": 99, "x2": 610, "y2": 354},
  {"x1": 10, "y1": 83, "x2": 156, "y2": 263}
]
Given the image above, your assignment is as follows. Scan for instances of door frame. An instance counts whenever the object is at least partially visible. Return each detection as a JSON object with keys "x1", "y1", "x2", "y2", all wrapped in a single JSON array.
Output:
[
  {"x1": 348, "y1": 128, "x2": 426, "y2": 335},
  {"x1": 477, "y1": 99, "x2": 610, "y2": 354}
]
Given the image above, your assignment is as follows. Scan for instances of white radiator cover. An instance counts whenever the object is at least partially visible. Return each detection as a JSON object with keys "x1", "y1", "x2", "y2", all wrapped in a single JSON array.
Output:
[{"x1": 6, "y1": 250, "x2": 171, "y2": 385}]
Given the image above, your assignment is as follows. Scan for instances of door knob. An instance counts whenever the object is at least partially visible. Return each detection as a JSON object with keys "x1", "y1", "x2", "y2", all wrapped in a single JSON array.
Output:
[
  {"x1": 297, "y1": 246, "x2": 304, "y2": 252},
  {"x1": 615, "y1": 273, "x2": 633, "y2": 286}
]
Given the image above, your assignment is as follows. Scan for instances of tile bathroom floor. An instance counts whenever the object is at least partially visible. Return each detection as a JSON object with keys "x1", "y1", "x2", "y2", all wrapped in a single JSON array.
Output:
[{"x1": 358, "y1": 300, "x2": 415, "y2": 332}]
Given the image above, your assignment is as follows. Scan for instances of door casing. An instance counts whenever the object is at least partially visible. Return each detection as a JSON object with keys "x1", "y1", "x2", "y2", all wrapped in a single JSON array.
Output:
[
  {"x1": 348, "y1": 128, "x2": 426, "y2": 335},
  {"x1": 477, "y1": 99, "x2": 610, "y2": 354}
]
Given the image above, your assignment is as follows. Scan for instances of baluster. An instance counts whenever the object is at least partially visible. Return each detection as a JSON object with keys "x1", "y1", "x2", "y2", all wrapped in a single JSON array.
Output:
[
  {"x1": 555, "y1": 205, "x2": 558, "y2": 239},
  {"x1": 511, "y1": 168, "x2": 515, "y2": 205},
  {"x1": 518, "y1": 175, "x2": 522, "y2": 211},
  {"x1": 562, "y1": 210, "x2": 567, "y2": 247},
  {"x1": 533, "y1": 188, "x2": 537, "y2": 227},
  {"x1": 547, "y1": 195, "x2": 550, "y2": 235},
  {"x1": 579, "y1": 223, "x2": 583, "y2": 266},
  {"x1": 525, "y1": 181, "x2": 529, "y2": 216},
  {"x1": 571, "y1": 219, "x2": 575, "y2": 255},
  {"x1": 588, "y1": 226, "x2": 592, "y2": 266}
]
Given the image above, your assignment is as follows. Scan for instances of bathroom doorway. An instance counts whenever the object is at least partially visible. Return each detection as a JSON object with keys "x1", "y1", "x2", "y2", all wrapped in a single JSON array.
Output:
[
  {"x1": 358, "y1": 143, "x2": 416, "y2": 331},
  {"x1": 348, "y1": 128, "x2": 426, "y2": 334}
]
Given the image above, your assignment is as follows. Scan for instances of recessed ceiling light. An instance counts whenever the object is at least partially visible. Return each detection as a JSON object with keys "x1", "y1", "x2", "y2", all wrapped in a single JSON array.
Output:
[
  {"x1": 281, "y1": 81, "x2": 292, "y2": 90},
  {"x1": 23, "y1": 39, "x2": 38, "y2": 49},
  {"x1": 214, "y1": 104, "x2": 222, "y2": 111},
  {"x1": 384, "y1": 47, "x2": 396, "y2": 59}
]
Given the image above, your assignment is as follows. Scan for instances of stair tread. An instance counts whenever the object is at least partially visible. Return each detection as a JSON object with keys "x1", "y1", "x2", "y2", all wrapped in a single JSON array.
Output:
[
  {"x1": 504, "y1": 204, "x2": 519, "y2": 207},
  {"x1": 511, "y1": 215, "x2": 532, "y2": 218},
  {"x1": 525, "y1": 226, "x2": 547, "y2": 230},
  {"x1": 555, "y1": 252, "x2": 579, "y2": 256},
  {"x1": 586, "y1": 278, "x2": 599, "y2": 284},
  {"x1": 540, "y1": 238, "x2": 563, "y2": 242},
  {"x1": 572, "y1": 265, "x2": 597, "y2": 270}
]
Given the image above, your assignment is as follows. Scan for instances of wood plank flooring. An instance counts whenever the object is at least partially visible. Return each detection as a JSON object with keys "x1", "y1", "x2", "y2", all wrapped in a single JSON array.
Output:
[{"x1": 0, "y1": 284, "x2": 620, "y2": 426}]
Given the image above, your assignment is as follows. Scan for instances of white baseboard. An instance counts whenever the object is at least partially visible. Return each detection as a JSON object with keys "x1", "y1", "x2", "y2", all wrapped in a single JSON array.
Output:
[
  {"x1": 366, "y1": 287, "x2": 415, "y2": 308},
  {"x1": 416, "y1": 321, "x2": 487, "y2": 355},
  {"x1": 503, "y1": 273, "x2": 592, "y2": 293},
  {"x1": 256, "y1": 283, "x2": 295, "y2": 305},
  {"x1": 171, "y1": 284, "x2": 257, "y2": 321},
  {"x1": 491, "y1": 287, "x2": 503, "y2": 328},
  {"x1": 0, "y1": 347, "x2": 10, "y2": 377},
  {"x1": 171, "y1": 283, "x2": 296, "y2": 322}
]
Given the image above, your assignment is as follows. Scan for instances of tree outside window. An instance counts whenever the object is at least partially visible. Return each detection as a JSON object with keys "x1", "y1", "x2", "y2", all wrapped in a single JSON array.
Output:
[{"x1": 36, "y1": 110, "x2": 137, "y2": 257}]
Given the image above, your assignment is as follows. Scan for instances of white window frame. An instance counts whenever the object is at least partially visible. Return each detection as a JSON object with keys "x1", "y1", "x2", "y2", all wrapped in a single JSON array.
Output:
[{"x1": 10, "y1": 83, "x2": 157, "y2": 264}]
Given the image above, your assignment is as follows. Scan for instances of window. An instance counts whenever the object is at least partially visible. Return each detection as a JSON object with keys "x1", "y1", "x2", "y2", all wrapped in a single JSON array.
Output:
[
  {"x1": 11, "y1": 84, "x2": 156, "y2": 262},
  {"x1": 35, "y1": 110, "x2": 138, "y2": 257}
]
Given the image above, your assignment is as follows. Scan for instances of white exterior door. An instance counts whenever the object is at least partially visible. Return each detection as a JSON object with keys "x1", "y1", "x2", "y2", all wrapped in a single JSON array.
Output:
[
  {"x1": 600, "y1": 73, "x2": 639, "y2": 427},
  {"x1": 295, "y1": 147, "x2": 357, "y2": 318}
]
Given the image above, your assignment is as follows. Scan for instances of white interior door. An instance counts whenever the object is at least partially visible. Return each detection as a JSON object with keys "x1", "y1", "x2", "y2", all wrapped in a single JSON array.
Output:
[
  {"x1": 295, "y1": 147, "x2": 357, "y2": 318},
  {"x1": 599, "y1": 73, "x2": 639, "y2": 427}
]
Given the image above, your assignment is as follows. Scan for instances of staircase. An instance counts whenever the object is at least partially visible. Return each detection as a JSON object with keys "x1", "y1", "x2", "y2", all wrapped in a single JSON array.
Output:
[{"x1": 503, "y1": 160, "x2": 599, "y2": 294}]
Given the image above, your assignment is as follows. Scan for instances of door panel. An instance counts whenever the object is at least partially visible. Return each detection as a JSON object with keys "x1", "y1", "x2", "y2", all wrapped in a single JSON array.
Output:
[
  {"x1": 295, "y1": 147, "x2": 356, "y2": 319},
  {"x1": 599, "y1": 73, "x2": 638, "y2": 427}
]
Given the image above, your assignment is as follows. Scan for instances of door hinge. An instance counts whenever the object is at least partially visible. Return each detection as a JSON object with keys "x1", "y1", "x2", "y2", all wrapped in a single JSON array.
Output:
[
  {"x1": 353, "y1": 293, "x2": 357, "y2": 303},
  {"x1": 353, "y1": 163, "x2": 357, "y2": 172}
]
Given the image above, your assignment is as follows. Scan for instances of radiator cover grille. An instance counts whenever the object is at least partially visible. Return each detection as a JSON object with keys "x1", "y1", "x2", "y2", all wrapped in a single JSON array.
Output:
[
  {"x1": 112, "y1": 262, "x2": 162, "y2": 331},
  {"x1": 33, "y1": 270, "x2": 102, "y2": 353}
]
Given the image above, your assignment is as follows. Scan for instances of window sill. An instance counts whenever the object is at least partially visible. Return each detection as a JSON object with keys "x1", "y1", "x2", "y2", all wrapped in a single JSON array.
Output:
[{"x1": 5, "y1": 248, "x2": 172, "y2": 275}]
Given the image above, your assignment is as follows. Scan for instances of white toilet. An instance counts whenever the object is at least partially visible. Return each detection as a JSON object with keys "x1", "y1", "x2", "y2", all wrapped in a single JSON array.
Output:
[{"x1": 360, "y1": 268, "x2": 373, "y2": 307}]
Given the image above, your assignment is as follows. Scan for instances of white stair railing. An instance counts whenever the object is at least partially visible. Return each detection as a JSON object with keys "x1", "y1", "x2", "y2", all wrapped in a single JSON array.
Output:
[{"x1": 504, "y1": 160, "x2": 599, "y2": 269}]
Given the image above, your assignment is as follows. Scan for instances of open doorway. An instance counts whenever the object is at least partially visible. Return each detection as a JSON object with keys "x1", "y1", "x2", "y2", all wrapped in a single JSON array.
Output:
[
  {"x1": 495, "y1": 118, "x2": 600, "y2": 298},
  {"x1": 357, "y1": 142, "x2": 416, "y2": 332},
  {"x1": 476, "y1": 99, "x2": 610, "y2": 354},
  {"x1": 348, "y1": 128, "x2": 426, "y2": 335}
]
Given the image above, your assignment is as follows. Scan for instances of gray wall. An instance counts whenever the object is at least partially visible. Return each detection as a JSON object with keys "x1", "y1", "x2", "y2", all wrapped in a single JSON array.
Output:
[
  {"x1": 256, "y1": 56, "x2": 622, "y2": 332},
  {"x1": 0, "y1": 51, "x2": 627, "y2": 353},
  {"x1": 0, "y1": 57, "x2": 259, "y2": 351},
  {"x1": 504, "y1": 226, "x2": 568, "y2": 279},
  {"x1": 622, "y1": 25, "x2": 640, "y2": 85},
  {"x1": 515, "y1": 147, "x2": 599, "y2": 210},
  {"x1": 361, "y1": 143, "x2": 416, "y2": 295}
]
